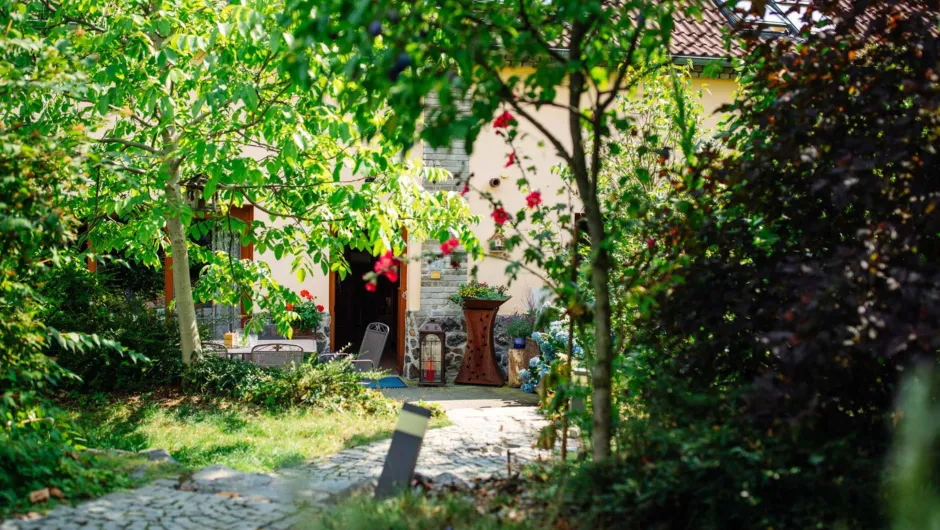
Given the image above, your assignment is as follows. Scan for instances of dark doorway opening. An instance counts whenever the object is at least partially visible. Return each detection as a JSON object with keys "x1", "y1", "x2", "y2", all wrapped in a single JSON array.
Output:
[{"x1": 332, "y1": 248, "x2": 400, "y2": 373}]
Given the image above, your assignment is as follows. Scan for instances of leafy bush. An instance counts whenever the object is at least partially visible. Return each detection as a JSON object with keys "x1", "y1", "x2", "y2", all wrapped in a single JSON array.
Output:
[
  {"x1": 610, "y1": 3, "x2": 939, "y2": 528},
  {"x1": 184, "y1": 356, "x2": 395, "y2": 413},
  {"x1": 40, "y1": 263, "x2": 185, "y2": 391},
  {"x1": 504, "y1": 315, "x2": 533, "y2": 339},
  {"x1": 0, "y1": 22, "x2": 138, "y2": 514}
]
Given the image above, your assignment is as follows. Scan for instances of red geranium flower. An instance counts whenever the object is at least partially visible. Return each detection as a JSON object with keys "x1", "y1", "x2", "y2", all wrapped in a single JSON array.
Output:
[
  {"x1": 526, "y1": 191, "x2": 542, "y2": 208},
  {"x1": 492, "y1": 206, "x2": 510, "y2": 225},
  {"x1": 300, "y1": 289, "x2": 312, "y2": 300},
  {"x1": 373, "y1": 250, "x2": 400, "y2": 273},
  {"x1": 492, "y1": 110, "x2": 515, "y2": 129},
  {"x1": 441, "y1": 237, "x2": 460, "y2": 255},
  {"x1": 365, "y1": 282, "x2": 377, "y2": 292},
  {"x1": 505, "y1": 151, "x2": 516, "y2": 168},
  {"x1": 286, "y1": 303, "x2": 294, "y2": 311},
  {"x1": 316, "y1": 304, "x2": 324, "y2": 312}
]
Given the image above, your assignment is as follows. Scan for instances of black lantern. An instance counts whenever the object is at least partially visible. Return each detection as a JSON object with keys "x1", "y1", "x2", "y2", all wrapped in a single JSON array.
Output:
[{"x1": 418, "y1": 319, "x2": 446, "y2": 386}]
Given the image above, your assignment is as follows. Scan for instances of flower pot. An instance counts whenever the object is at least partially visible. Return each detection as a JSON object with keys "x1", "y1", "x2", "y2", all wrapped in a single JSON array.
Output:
[
  {"x1": 513, "y1": 337, "x2": 527, "y2": 349},
  {"x1": 292, "y1": 328, "x2": 314, "y2": 338}
]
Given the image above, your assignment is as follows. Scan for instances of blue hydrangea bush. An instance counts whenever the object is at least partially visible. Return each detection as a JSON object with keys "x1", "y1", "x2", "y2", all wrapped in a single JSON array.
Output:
[{"x1": 521, "y1": 321, "x2": 584, "y2": 393}]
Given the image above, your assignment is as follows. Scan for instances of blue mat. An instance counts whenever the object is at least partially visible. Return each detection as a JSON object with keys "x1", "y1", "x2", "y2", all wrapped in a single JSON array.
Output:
[{"x1": 363, "y1": 376, "x2": 409, "y2": 389}]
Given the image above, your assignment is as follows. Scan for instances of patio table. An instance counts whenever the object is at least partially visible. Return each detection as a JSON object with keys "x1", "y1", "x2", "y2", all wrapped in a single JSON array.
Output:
[{"x1": 221, "y1": 339, "x2": 318, "y2": 361}]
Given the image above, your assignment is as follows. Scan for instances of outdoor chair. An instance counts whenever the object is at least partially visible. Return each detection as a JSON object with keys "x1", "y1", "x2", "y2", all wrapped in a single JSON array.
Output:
[
  {"x1": 250, "y1": 343, "x2": 304, "y2": 369},
  {"x1": 318, "y1": 322, "x2": 389, "y2": 372}
]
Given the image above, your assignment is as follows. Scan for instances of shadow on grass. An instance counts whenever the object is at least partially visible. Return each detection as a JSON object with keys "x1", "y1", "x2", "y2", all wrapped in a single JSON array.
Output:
[
  {"x1": 343, "y1": 429, "x2": 395, "y2": 450},
  {"x1": 172, "y1": 441, "x2": 254, "y2": 468},
  {"x1": 168, "y1": 402, "x2": 251, "y2": 434},
  {"x1": 74, "y1": 398, "x2": 159, "y2": 451}
]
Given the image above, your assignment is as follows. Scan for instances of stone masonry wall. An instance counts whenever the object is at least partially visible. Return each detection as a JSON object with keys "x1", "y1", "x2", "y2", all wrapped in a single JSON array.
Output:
[{"x1": 404, "y1": 313, "x2": 516, "y2": 384}]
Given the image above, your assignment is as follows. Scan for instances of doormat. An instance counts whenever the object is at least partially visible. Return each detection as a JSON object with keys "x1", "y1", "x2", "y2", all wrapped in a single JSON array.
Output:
[{"x1": 363, "y1": 376, "x2": 409, "y2": 389}]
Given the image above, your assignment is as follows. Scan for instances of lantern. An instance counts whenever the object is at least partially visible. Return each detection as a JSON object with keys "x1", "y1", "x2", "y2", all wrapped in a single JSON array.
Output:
[{"x1": 418, "y1": 319, "x2": 446, "y2": 386}]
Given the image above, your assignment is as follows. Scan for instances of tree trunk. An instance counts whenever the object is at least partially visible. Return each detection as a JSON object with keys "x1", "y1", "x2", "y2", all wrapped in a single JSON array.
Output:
[
  {"x1": 164, "y1": 163, "x2": 202, "y2": 366},
  {"x1": 566, "y1": 20, "x2": 614, "y2": 461},
  {"x1": 586, "y1": 213, "x2": 613, "y2": 461}
]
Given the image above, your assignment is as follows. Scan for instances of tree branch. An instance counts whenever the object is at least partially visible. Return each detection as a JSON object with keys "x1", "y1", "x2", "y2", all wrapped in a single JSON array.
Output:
[
  {"x1": 98, "y1": 137, "x2": 159, "y2": 154},
  {"x1": 517, "y1": 0, "x2": 568, "y2": 64}
]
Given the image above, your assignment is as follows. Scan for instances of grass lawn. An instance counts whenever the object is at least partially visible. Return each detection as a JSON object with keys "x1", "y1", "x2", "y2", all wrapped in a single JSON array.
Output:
[{"x1": 64, "y1": 390, "x2": 449, "y2": 473}]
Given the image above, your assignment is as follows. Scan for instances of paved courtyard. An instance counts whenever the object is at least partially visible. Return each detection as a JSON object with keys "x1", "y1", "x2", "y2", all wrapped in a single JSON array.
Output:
[{"x1": 2, "y1": 388, "x2": 571, "y2": 530}]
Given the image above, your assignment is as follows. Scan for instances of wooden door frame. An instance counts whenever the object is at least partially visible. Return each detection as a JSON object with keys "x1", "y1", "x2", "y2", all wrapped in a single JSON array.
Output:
[
  {"x1": 328, "y1": 241, "x2": 407, "y2": 375},
  {"x1": 163, "y1": 205, "x2": 254, "y2": 325}
]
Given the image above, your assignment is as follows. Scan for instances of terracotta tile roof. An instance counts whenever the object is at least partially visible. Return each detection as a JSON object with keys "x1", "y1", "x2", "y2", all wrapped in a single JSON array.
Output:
[{"x1": 670, "y1": 1, "x2": 742, "y2": 59}]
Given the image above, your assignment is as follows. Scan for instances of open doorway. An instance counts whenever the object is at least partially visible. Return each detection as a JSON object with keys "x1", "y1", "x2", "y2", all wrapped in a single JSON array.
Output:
[{"x1": 331, "y1": 248, "x2": 400, "y2": 373}]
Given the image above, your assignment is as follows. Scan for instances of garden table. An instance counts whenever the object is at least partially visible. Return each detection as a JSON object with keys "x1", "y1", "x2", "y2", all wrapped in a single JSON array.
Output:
[{"x1": 224, "y1": 339, "x2": 318, "y2": 361}]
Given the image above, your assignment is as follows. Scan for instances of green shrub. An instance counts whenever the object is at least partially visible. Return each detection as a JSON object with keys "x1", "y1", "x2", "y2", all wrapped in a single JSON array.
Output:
[
  {"x1": 184, "y1": 356, "x2": 395, "y2": 413},
  {"x1": 309, "y1": 490, "x2": 517, "y2": 530},
  {"x1": 504, "y1": 315, "x2": 533, "y2": 339},
  {"x1": 40, "y1": 264, "x2": 185, "y2": 391}
]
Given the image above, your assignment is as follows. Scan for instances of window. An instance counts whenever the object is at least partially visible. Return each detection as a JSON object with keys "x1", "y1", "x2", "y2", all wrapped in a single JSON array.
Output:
[{"x1": 719, "y1": 0, "x2": 800, "y2": 34}]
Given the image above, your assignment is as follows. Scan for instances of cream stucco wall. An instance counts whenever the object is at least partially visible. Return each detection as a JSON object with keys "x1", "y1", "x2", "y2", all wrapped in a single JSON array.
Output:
[{"x1": 464, "y1": 74, "x2": 739, "y2": 313}]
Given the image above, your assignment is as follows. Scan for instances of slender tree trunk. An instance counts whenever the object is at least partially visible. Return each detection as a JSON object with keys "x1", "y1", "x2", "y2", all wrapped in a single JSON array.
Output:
[
  {"x1": 164, "y1": 161, "x2": 202, "y2": 366},
  {"x1": 585, "y1": 213, "x2": 613, "y2": 460},
  {"x1": 566, "y1": 20, "x2": 614, "y2": 461}
]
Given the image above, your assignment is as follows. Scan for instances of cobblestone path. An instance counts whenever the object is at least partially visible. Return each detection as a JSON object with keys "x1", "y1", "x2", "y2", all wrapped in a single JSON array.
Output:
[{"x1": 2, "y1": 406, "x2": 567, "y2": 530}]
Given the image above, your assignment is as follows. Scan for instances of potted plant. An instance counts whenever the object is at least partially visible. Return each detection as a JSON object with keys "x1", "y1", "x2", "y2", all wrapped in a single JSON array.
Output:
[
  {"x1": 449, "y1": 281, "x2": 510, "y2": 386},
  {"x1": 505, "y1": 316, "x2": 533, "y2": 349},
  {"x1": 290, "y1": 289, "x2": 324, "y2": 336},
  {"x1": 448, "y1": 281, "x2": 509, "y2": 308}
]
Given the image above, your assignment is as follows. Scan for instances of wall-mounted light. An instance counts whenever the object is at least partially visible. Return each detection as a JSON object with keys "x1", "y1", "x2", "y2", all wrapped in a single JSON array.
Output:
[{"x1": 489, "y1": 177, "x2": 501, "y2": 188}]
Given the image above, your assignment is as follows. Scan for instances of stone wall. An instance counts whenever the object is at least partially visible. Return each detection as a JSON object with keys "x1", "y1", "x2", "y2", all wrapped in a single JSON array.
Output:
[{"x1": 404, "y1": 312, "x2": 516, "y2": 384}]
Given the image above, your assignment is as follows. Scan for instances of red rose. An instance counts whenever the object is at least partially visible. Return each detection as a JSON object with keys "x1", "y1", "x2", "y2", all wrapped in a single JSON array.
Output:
[
  {"x1": 491, "y1": 206, "x2": 510, "y2": 225},
  {"x1": 385, "y1": 270, "x2": 399, "y2": 283},
  {"x1": 647, "y1": 237, "x2": 656, "y2": 249},
  {"x1": 441, "y1": 237, "x2": 460, "y2": 255},
  {"x1": 365, "y1": 282, "x2": 377, "y2": 292},
  {"x1": 461, "y1": 183, "x2": 469, "y2": 197},
  {"x1": 525, "y1": 191, "x2": 542, "y2": 208},
  {"x1": 316, "y1": 304, "x2": 324, "y2": 312},
  {"x1": 286, "y1": 303, "x2": 294, "y2": 311},
  {"x1": 505, "y1": 151, "x2": 516, "y2": 168},
  {"x1": 492, "y1": 110, "x2": 515, "y2": 129}
]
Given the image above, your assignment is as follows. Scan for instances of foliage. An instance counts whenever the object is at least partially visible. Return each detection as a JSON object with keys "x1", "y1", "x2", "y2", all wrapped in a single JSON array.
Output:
[
  {"x1": 184, "y1": 355, "x2": 395, "y2": 412},
  {"x1": 67, "y1": 392, "x2": 446, "y2": 474},
  {"x1": 30, "y1": 0, "x2": 479, "y2": 365},
  {"x1": 292, "y1": 289, "x2": 325, "y2": 332},
  {"x1": 447, "y1": 281, "x2": 508, "y2": 306},
  {"x1": 888, "y1": 366, "x2": 940, "y2": 530},
  {"x1": 0, "y1": 10, "x2": 140, "y2": 515},
  {"x1": 308, "y1": 489, "x2": 518, "y2": 530},
  {"x1": 40, "y1": 263, "x2": 184, "y2": 391},
  {"x1": 607, "y1": 2, "x2": 940, "y2": 528},
  {"x1": 290, "y1": 0, "x2": 710, "y2": 456},
  {"x1": 503, "y1": 315, "x2": 533, "y2": 339}
]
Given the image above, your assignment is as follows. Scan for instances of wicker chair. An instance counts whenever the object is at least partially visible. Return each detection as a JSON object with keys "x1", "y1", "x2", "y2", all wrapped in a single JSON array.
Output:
[{"x1": 250, "y1": 343, "x2": 304, "y2": 369}]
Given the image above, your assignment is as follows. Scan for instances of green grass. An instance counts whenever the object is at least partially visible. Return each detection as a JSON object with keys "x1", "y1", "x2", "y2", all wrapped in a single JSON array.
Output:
[{"x1": 64, "y1": 391, "x2": 450, "y2": 473}]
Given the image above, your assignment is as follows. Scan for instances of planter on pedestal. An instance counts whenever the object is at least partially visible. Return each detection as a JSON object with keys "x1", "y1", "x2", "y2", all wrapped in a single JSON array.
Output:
[{"x1": 455, "y1": 297, "x2": 509, "y2": 386}]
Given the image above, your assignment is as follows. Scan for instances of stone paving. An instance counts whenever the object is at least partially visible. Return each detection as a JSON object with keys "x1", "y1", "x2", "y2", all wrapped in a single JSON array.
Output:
[{"x1": 2, "y1": 397, "x2": 571, "y2": 530}]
